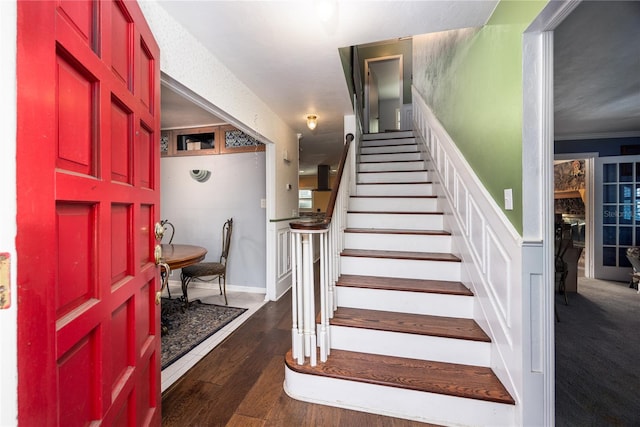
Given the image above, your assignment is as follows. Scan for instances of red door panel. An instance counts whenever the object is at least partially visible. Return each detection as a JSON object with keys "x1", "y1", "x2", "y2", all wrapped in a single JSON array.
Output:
[{"x1": 17, "y1": 1, "x2": 161, "y2": 425}]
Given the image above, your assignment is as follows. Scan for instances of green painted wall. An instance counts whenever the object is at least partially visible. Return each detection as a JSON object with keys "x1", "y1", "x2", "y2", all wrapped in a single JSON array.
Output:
[{"x1": 413, "y1": 1, "x2": 547, "y2": 234}]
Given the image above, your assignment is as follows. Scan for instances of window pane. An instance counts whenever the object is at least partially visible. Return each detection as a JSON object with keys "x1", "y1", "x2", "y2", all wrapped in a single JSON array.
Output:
[
  {"x1": 299, "y1": 190, "x2": 312, "y2": 198},
  {"x1": 603, "y1": 205, "x2": 617, "y2": 224},
  {"x1": 603, "y1": 184, "x2": 617, "y2": 203},
  {"x1": 603, "y1": 226, "x2": 617, "y2": 245},
  {"x1": 620, "y1": 163, "x2": 633, "y2": 182},
  {"x1": 621, "y1": 205, "x2": 633, "y2": 224},
  {"x1": 619, "y1": 227, "x2": 633, "y2": 246},
  {"x1": 603, "y1": 247, "x2": 617, "y2": 266},
  {"x1": 298, "y1": 199, "x2": 312, "y2": 209},
  {"x1": 603, "y1": 164, "x2": 617, "y2": 183},
  {"x1": 619, "y1": 184, "x2": 633, "y2": 204}
]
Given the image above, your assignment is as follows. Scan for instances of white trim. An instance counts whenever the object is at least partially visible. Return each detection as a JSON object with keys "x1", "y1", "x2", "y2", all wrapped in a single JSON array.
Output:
[
  {"x1": 555, "y1": 130, "x2": 640, "y2": 141},
  {"x1": 413, "y1": 89, "x2": 522, "y2": 426},
  {"x1": 522, "y1": 1, "x2": 584, "y2": 424},
  {"x1": 364, "y1": 55, "x2": 403, "y2": 133}
]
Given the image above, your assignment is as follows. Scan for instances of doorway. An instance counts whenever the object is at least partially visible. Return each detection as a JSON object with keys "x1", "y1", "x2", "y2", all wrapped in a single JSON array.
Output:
[{"x1": 364, "y1": 55, "x2": 402, "y2": 134}]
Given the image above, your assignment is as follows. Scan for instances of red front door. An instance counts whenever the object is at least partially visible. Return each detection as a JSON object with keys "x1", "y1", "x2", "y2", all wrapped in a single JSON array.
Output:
[{"x1": 16, "y1": 1, "x2": 161, "y2": 425}]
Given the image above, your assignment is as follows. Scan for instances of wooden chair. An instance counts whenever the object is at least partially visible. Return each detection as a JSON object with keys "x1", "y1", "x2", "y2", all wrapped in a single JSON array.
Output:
[
  {"x1": 180, "y1": 218, "x2": 233, "y2": 305},
  {"x1": 625, "y1": 247, "x2": 640, "y2": 293}
]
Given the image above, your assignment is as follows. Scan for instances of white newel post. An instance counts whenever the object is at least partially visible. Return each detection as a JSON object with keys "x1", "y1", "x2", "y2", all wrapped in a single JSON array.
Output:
[{"x1": 290, "y1": 225, "x2": 329, "y2": 366}]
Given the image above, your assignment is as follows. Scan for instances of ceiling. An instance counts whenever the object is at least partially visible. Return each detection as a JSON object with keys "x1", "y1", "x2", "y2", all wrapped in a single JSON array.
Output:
[{"x1": 158, "y1": 1, "x2": 640, "y2": 174}]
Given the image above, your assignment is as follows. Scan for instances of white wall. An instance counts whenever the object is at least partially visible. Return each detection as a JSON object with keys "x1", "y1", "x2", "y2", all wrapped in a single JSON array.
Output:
[
  {"x1": 140, "y1": 1, "x2": 299, "y2": 221},
  {"x1": 0, "y1": 1, "x2": 17, "y2": 424},
  {"x1": 161, "y1": 152, "x2": 266, "y2": 291}
]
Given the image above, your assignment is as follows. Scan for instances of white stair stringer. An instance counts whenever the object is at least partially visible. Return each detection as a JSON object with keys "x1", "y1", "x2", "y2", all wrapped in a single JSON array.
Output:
[{"x1": 284, "y1": 367, "x2": 515, "y2": 427}]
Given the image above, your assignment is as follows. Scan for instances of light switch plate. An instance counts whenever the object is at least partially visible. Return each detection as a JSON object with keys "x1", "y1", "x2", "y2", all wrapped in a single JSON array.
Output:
[{"x1": 504, "y1": 188, "x2": 513, "y2": 210}]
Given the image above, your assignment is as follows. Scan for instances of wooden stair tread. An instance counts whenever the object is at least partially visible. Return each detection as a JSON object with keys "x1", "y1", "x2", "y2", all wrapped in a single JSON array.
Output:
[
  {"x1": 350, "y1": 195, "x2": 436, "y2": 199},
  {"x1": 285, "y1": 349, "x2": 515, "y2": 405},
  {"x1": 331, "y1": 307, "x2": 490, "y2": 342},
  {"x1": 356, "y1": 181, "x2": 432, "y2": 185},
  {"x1": 359, "y1": 170, "x2": 425, "y2": 174},
  {"x1": 337, "y1": 274, "x2": 473, "y2": 296},
  {"x1": 345, "y1": 228, "x2": 450, "y2": 236},
  {"x1": 341, "y1": 249, "x2": 460, "y2": 262},
  {"x1": 348, "y1": 210, "x2": 443, "y2": 215}
]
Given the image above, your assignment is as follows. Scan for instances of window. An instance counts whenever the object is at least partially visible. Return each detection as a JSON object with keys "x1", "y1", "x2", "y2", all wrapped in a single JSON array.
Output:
[{"x1": 299, "y1": 189, "x2": 312, "y2": 209}]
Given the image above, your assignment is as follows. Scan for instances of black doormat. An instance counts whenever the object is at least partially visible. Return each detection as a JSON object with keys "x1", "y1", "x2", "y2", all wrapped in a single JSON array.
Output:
[{"x1": 161, "y1": 298, "x2": 247, "y2": 370}]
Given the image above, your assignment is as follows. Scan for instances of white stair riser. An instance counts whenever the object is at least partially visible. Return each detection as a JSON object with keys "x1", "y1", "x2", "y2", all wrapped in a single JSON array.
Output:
[
  {"x1": 360, "y1": 152, "x2": 423, "y2": 162},
  {"x1": 359, "y1": 161, "x2": 426, "y2": 172},
  {"x1": 330, "y1": 325, "x2": 491, "y2": 367},
  {"x1": 347, "y1": 212, "x2": 443, "y2": 230},
  {"x1": 336, "y1": 286, "x2": 472, "y2": 318},
  {"x1": 349, "y1": 197, "x2": 437, "y2": 212},
  {"x1": 356, "y1": 183, "x2": 433, "y2": 197},
  {"x1": 344, "y1": 232, "x2": 451, "y2": 253},
  {"x1": 358, "y1": 171, "x2": 429, "y2": 184},
  {"x1": 361, "y1": 145, "x2": 419, "y2": 155},
  {"x1": 285, "y1": 368, "x2": 514, "y2": 427},
  {"x1": 361, "y1": 137, "x2": 416, "y2": 147},
  {"x1": 362, "y1": 131, "x2": 414, "y2": 141},
  {"x1": 340, "y1": 257, "x2": 461, "y2": 282}
]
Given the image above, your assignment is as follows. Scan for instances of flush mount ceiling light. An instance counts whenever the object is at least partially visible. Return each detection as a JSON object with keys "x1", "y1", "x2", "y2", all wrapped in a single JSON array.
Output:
[{"x1": 306, "y1": 114, "x2": 318, "y2": 130}]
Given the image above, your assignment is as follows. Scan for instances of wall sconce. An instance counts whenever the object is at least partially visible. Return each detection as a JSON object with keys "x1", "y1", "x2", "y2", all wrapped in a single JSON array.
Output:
[
  {"x1": 306, "y1": 114, "x2": 318, "y2": 130},
  {"x1": 190, "y1": 169, "x2": 211, "y2": 183}
]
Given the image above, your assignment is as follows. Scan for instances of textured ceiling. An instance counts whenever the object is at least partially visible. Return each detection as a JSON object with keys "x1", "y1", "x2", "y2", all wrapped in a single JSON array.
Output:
[{"x1": 159, "y1": 1, "x2": 640, "y2": 173}]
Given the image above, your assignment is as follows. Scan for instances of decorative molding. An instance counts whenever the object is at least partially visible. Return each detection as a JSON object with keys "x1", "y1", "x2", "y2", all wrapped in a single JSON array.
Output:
[{"x1": 413, "y1": 87, "x2": 523, "y2": 408}]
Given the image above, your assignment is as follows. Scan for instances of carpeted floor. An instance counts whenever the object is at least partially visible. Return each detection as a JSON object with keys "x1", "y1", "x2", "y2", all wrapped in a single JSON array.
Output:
[
  {"x1": 161, "y1": 298, "x2": 247, "y2": 370},
  {"x1": 555, "y1": 277, "x2": 640, "y2": 426}
]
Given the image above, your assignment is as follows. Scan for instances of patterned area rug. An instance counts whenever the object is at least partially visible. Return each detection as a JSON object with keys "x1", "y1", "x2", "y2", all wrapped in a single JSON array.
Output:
[{"x1": 161, "y1": 298, "x2": 247, "y2": 370}]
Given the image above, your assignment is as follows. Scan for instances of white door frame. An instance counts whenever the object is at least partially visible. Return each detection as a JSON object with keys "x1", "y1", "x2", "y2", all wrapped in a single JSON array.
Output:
[
  {"x1": 522, "y1": 1, "x2": 581, "y2": 425},
  {"x1": 364, "y1": 55, "x2": 403, "y2": 134}
]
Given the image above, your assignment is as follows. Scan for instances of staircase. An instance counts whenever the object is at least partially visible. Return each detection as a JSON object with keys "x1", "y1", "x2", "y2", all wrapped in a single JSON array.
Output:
[{"x1": 284, "y1": 131, "x2": 515, "y2": 426}]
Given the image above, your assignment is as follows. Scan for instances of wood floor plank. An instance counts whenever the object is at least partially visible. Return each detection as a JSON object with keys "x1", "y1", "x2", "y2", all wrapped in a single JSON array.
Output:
[
  {"x1": 235, "y1": 356, "x2": 286, "y2": 419},
  {"x1": 226, "y1": 414, "x2": 265, "y2": 427},
  {"x1": 337, "y1": 274, "x2": 473, "y2": 296},
  {"x1": 331, "y1": 307, "x2": 490, "y2": 342}
]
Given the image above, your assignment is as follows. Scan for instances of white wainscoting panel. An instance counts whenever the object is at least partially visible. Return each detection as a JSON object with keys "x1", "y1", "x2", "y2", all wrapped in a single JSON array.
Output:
[{"x1": 412, "y1": 87, "x2": 524, "y2": 418}]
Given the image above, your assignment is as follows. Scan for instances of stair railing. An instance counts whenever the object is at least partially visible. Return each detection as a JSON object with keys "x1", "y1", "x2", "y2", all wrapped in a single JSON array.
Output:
[{"x1": 290, "y1": 133, "x2": 355, "y2": 366}]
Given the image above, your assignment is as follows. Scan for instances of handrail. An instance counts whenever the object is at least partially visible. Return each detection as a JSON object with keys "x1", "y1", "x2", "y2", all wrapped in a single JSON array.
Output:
[{"x1": 290, "y1": 133, "x2": 354, "y2": 230}]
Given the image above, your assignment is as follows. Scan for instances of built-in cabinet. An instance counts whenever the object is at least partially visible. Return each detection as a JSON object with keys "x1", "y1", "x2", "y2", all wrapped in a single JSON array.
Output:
[{"x1": 161, "y1": 125, "x2": 264, "y2": 157}]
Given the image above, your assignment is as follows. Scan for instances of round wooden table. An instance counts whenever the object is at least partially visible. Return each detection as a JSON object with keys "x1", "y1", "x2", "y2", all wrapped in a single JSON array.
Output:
[{"x1": 161, "y1": 243, "x2": 207, "y2": 269}]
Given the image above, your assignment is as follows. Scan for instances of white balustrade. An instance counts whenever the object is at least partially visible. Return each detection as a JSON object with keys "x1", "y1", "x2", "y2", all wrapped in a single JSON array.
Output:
[{"x1": 289, "y1": 134, "x2": 355, "y2": 366}]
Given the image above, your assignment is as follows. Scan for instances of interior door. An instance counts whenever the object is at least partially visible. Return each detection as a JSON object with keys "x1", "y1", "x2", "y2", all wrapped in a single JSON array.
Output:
[
  {"x1": 594, "y1": 155, "x2": 640, "y2": 281},
  {"x1": 16, "y1": 1, "x2": 161, "y2": 425}
]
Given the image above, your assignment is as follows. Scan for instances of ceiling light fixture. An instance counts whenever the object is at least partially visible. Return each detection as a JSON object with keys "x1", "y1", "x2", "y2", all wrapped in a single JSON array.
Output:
[{"x1": 306, "y1": 114, "x2": 318, "y2": 130}]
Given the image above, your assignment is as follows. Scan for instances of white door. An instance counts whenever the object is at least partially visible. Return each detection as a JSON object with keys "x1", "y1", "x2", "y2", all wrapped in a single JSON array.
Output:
[{"x1": 594, "y1": 155, "x2": 640, "y2": 281}]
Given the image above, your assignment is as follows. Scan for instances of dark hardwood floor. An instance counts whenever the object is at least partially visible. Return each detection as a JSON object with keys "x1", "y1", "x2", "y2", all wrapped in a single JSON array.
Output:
[{"x1": 161, "y1": 289, "x2": 435, "y2": 426}]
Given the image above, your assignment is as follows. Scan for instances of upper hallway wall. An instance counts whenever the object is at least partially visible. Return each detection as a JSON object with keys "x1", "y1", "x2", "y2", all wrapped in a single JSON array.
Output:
[{"x1": 413, "y1": 1, "x2": 548, "y2": 234}]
